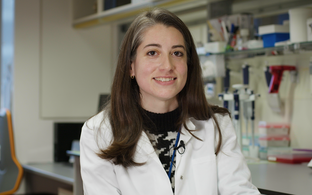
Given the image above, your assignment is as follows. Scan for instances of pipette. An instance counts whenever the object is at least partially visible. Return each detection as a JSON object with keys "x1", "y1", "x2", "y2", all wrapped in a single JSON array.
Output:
[
  {"x1": 223, "y1": 68, "x2": 230, "y2": 109},
  {"x1": 242, "y1": 64, "x2": 250, "y2": 145},
  {"x1": 233, "y1": 93, "x2": 242, "y2": 148}
]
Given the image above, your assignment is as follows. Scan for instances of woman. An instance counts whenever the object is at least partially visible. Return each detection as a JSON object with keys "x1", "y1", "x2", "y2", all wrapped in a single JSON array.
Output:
[{"x1": 80, "y1": 8, "x2": 260, "y2": 195}]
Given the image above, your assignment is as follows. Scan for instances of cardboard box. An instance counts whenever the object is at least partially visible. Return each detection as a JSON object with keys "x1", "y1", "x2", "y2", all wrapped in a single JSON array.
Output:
[
  {"x1": 259, "y1": 24, "x2": 289, "y2": 35},
  {"x1": 204, "y1": 42, "x2": 226, "y2": 53}
]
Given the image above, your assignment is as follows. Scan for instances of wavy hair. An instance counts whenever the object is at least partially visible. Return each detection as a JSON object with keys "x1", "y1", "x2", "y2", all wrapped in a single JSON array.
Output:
[{"x1": 98, "y1": 8, "x2": 229, "y2": 167}]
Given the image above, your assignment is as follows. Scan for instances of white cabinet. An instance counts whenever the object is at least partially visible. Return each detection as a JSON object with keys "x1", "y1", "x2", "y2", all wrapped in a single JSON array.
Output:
[
  {"x1": 72, "y1": 0, "x2": 209, "y2": 28},
  {"x1": 40, "y1": 0, "x2": 112, "y2": 119}
]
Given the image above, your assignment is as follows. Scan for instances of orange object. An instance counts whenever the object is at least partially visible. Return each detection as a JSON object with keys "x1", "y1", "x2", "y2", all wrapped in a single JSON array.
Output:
[{"x1": 0, "y1": 109, "x2": 23, "y2": 194}]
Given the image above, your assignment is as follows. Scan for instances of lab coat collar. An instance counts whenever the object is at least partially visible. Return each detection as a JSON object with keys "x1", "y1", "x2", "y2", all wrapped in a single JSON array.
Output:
[
  {"x1": 138, "y1": 118, "x2": 196, "y2": 154},
  {"x1": 176, "y1": 118, "x2": 196, "y2": 169},
  {"x1": 135, "y1": 131, "x2": 160, "y2": 164},
  {"x1": 179, "y1": 118, "x2": 195, "y2": 145},
  {"x1": 137, "y1": 118, "x2": 196, "y2": 170}
]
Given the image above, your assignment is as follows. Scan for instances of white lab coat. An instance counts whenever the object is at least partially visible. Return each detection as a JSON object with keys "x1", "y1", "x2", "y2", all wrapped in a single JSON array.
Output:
[{"x1": 80, "y1": 111, "x2": 261, "y2": 195}]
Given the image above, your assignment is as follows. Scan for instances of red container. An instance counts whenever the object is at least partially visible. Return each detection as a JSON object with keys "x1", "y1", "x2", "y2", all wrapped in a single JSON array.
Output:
[{"x1": 267, "y1": 149, "x2": 312, "y2": 164}]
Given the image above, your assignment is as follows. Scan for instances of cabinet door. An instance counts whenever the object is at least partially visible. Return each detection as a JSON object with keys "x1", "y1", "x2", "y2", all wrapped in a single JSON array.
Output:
[{"x1": 40, "y1": 0, "x2": 112, "y2": 119}]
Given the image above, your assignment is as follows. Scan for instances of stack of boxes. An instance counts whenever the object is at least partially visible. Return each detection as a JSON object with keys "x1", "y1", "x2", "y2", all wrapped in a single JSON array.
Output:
[
  {"x1": 259, "y1": 24, "x2": 290, "y2": 48},
  {"x1": 258, "y1": 122, "x2": 312, "y2": 164},
  {"x1": 258, "y1": 122, "x2": 290, "y2": 160}
]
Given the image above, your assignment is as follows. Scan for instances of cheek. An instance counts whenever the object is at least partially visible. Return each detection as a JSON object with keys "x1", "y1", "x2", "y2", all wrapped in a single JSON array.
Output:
[
  {"x1": 179, "y1": 64, "x2": 188, "y2": 88},
  {"x1": 178, "y1": 63, "x2": 188, "y2": 78},
  {"x1": 135, "y1": 61, "x2": 155, "y2": 76}
]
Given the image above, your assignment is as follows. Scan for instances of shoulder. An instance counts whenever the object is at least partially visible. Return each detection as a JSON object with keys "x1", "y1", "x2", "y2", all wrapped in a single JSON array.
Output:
[
  {"x1": 82, "y1": 111, "x2": 113, "y2": 149},
  {"x1": 190, "y1": 113, "x2": 231, "y2": 130},
  {"x1": 214, "y1": 113, "x2": 231, "y2": 128}
]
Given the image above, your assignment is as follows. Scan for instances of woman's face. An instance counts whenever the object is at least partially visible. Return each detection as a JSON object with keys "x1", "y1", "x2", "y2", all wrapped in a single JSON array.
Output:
[{"x1": 130, "y1": 24, "x2": 188, "y2": 113}]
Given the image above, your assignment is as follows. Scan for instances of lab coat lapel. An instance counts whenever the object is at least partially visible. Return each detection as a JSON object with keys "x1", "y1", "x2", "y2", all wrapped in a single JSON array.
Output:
[
  {"x1": 179, "y1": 119, "x2": 194, "y2": 145},
  {"x1": 176, "y1": 118, "x2": 195, "y2": 168},
  {"x1": 135, "y1": 131, "x2": 160, "y2": 163},
  {"x1": 130, "y1": 131, "x2": 174, "y2": 195}
]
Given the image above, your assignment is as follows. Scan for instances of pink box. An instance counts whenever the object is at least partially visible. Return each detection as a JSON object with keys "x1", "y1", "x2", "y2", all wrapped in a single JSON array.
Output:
[
  {"x1": 268, "y1": 149, "x2": 312, "y2": 164},
  {"x1": 258, "y1": 123, "x2": 290, "y2": 136},
  {"x1": 259, "y1": 135, "x2": 290, "y2": 147}
]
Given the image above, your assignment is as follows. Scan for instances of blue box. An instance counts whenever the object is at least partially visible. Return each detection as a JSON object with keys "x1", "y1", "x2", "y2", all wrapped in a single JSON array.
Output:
[{"x1": 261, "y1": 33, "x2": 290, "y2": 48}]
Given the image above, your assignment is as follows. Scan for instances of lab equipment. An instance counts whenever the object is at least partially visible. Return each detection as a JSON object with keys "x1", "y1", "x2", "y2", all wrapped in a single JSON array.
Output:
[
  {"x1": 219, "y1": 65, "x2": 260, "y2": 156},
  {"x1": 264, "y1": 66, "x2": 272, "y2": 88},
  {"x1": 265, "y1": 65, "x2": 297, "y2": 113},
  {"x1": 259, "y1": 24, "x2": 290, "y2": 48},
  {"x1": 267, "y1": 148, "x2": 312, "y2": 164},
  {"x1": 249, "y1": 91, "x2": 258, "y2": 158},
  {"x1": 236, "y1": 29, "x2": 249, "y2": 50},
  {"x1": 308, "y1": 159, "x2": 312, "y2": 168},
  {"x1": 242, "y1": 65, "x2": 250, "y2": 148},
  {"x1": 259, "y1": 135, "x2": 290, "y2": 147},
  {"x1": 258, "y1": 122, "x2": 290, "y2": 136},
  {"x1": 241, "y1": 64, "x2": 259, "y2": 158},
  {"x1": 233, "y1": 93, "x2": 242, "y2": 148},
  {"x1": 223, "y1": 68, "x2": 230, "y2": 109},
  {"x1": 268, "y1": 65, "x2": 296, "y2": 93}
]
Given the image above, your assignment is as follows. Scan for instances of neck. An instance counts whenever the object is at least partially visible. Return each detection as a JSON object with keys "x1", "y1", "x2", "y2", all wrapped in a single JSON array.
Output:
[
  {"x1": 141, "y1": 98, "x2": 179, "y2": 114},
  {"x1": 142, "y1": 107, "x2": 181, "y2": 134}
]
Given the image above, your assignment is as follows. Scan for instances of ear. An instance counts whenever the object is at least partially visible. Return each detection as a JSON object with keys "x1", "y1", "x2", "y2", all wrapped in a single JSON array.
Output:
[{"x1": 130, "y1": 61, "x2": 135, "y2": 77}]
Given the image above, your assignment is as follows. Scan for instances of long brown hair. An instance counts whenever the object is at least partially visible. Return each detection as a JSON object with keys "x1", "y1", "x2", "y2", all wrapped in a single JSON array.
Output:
[{"x1": 98, "y1": 8, "x2": 229, "y2": 167}]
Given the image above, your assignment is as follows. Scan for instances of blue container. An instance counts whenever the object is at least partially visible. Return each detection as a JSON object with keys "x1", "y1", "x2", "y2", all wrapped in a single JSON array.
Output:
[{"x1": 261, "y1": 33, "x2": 290, "y2": 48}]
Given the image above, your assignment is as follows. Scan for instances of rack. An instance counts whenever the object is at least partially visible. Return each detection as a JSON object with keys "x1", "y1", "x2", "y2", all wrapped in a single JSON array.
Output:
[
  {"x1": 72, "y1": 0, "x2": 207, "y2": 28},
  {"x1": 199, "y1": 41, "x2": 312, "y2": 59}
]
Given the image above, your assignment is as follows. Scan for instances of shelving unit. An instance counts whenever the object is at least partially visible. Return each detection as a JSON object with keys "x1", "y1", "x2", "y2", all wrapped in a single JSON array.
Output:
[
  {"x1": 199, "y1": 41, "x2": 312, "y2": 103},
  {"x1": 199, "y1": 41, "x2": 312, "y2": 59},
  {"x1": 72, "y1": 0, "x2": 208, "y2": 28}
]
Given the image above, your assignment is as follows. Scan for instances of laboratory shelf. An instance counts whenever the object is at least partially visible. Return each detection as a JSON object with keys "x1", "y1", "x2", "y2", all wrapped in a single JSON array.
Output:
[{"x1": 199, "y1": 41, "x2": 312, "y2": 59}]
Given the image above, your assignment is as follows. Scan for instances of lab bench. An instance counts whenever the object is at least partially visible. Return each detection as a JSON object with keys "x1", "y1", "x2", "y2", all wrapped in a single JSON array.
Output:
[{"x1": 23, "y1": 154, "x2": 312, "y2": 195}]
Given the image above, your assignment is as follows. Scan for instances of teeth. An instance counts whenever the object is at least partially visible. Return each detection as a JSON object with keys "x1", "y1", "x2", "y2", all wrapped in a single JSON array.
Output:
[{"x1": 155, "y1": 77, "x2": 174, "y2": 82}]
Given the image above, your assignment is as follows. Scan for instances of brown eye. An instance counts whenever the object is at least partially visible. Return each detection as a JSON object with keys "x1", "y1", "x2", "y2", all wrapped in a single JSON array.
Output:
[
  {"x1": 173, "y1": 51, "x2": 183, "y2": 57},
  {"x1": 147, "y1": 51, "x2": 156, "y2": 56}
]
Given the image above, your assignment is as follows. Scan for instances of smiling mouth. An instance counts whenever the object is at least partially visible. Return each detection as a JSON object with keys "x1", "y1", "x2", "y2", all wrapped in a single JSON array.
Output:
[{"x1": 154, "y1": 77, "x2": 176, "y2": 82}]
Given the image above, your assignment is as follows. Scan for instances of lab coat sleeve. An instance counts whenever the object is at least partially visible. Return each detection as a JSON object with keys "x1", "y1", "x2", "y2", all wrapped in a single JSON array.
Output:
[
  {"x1": 80, "y1": 118, "x2": 120, "y2": 195},
  {"x1": 216, "y1": 115, "x2": 261, "y2": 195}
]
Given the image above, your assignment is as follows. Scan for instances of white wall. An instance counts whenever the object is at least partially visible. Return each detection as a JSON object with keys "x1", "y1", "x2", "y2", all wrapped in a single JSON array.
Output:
[
  {"x1": 14, "y1": 0, "x2": 113, "y2": 192},
  {"x1": 40, "y1": 0, "x2": 112, "y2": 119},
  {"x1": 14, "y1": 0, "x2": 53, "y2": 164},
  {"x1": 14, "y1": 1, "x2": 52, "y2": 192}
]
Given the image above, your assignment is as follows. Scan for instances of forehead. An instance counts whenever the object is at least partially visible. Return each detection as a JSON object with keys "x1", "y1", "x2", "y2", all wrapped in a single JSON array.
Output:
[{"x1": 140, "y1": 24, "x2": 185, "y2": 45}]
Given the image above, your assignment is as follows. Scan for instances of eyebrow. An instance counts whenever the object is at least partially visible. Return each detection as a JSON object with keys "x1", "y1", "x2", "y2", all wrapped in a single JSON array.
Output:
[
  {"x1": 143, "y1": 43, "x2": 186, "y2": 50},
  {"x1": 144, "y1": 43, "x2": 161, "y2": 48},
  {"x1": 172, "y1": 45, "x2": 186, "y2": 50}
]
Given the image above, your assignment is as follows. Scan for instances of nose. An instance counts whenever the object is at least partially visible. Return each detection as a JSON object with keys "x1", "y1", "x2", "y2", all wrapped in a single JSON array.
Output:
[{"x1": 159, "y1": 54, "x2": 174, "y2": 71}]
